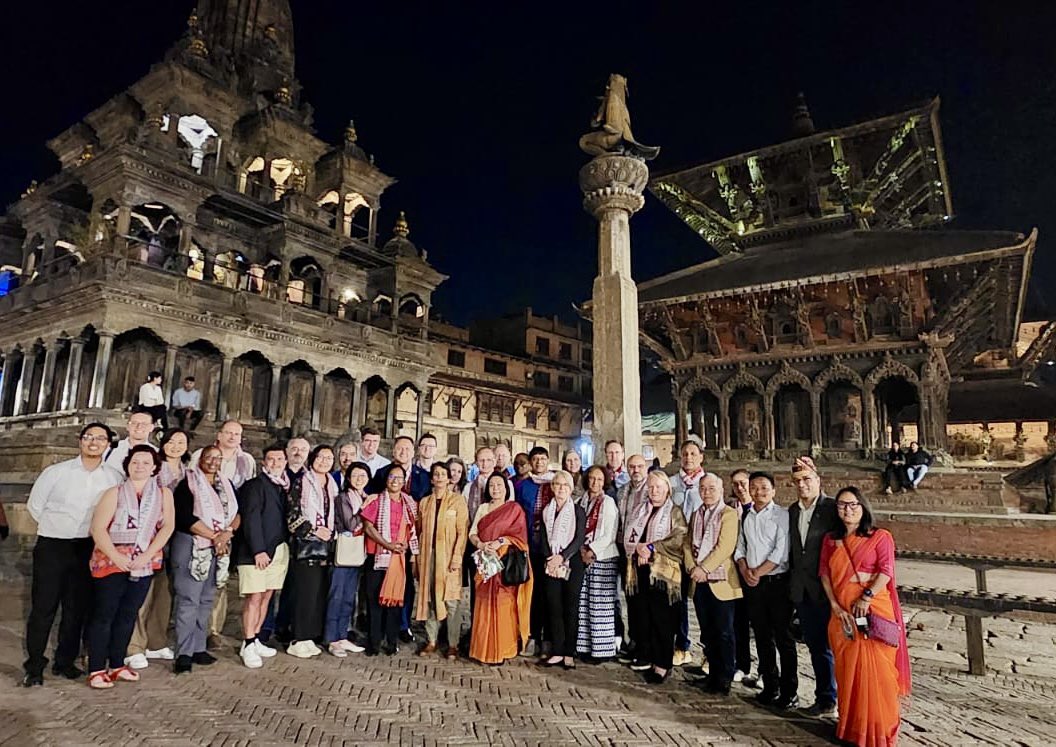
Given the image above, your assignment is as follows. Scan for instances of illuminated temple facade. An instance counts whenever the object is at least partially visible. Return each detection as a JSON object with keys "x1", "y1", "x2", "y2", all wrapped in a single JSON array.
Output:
[
  {"x1": 0, "y1": 1, "x2": 589, "y2": 484},
  {"x1": 641, "y1": 98, "x2": 1039, "y2": 463}
]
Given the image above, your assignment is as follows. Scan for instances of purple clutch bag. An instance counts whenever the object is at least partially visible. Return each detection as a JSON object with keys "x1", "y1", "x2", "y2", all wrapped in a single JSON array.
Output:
[{"x1": 866, "y1": 613, "x2": 902, "y2": 647}]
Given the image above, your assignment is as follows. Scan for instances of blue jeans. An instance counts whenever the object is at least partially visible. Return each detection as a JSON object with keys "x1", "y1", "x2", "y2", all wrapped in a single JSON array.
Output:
[
  {"x1": 325, "y1": 566, "x2": 361, "y2": 643},
  {"x1": 675, "y1": 572, "x2": 691, "y2": 651},
  {"x1": 907, "y1": 464, "x2": 929, "y2": 487},
  {"x1": 693, "y1": 583, "x2": 737, "y2": 685},
  {"x1": 796, "y1": 597, "x2": 837, "y2": 705}
]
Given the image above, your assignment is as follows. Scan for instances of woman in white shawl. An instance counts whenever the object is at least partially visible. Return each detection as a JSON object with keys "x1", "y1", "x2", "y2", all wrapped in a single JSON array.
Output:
[{"x1": 538, "y1": 470, "x2": 586, "y2": 669}]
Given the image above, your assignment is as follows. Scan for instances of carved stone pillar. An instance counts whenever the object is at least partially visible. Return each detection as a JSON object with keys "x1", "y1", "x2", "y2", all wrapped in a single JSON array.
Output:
[
  {"x1": 368, "y1": 206, "x2": 378, "y2": 246},
  {"x1": 810, "y1": 390, "x2": 823, "y2": 453},
  {"x1": 88, "y1": 333, "x2": 114, "y2": 409},
  {"x1": 162, "y1": 345, "x2": 178, "y2": 408},
  {"x1": 13, "y1": 349, "x2": 37, "y2": 416},
  {"x1": 310, "y1": 371, "x2": 324, "y2": 432},
  {"x1": 415, "y1": 387, "x2": 427, "y2": 441},
  {"x1": 1013, "y1": 421, "x2": 1027, "y2": 462},
  {"x1": 719, "y1": 394, "x2": 731, "y2": 453},
  {"x1": 384, "y1": 387, "x2": 396, "y2": 439},
  {"x1": 763, "y1": 393, "x2": 776, "y2": 456},
  {"x1": 675, "y1": 393, "x2": 689, "y2": 449},
  {"x1": 348, "y1": 378, "x2": 359, "y2": 429},
  {"x1": 0, "y1": 348, "x2": 15, "y2": 416},
  {"x1": 216, "y1": 355, "x2": 233, "y2": 421},
  {"x1": 862, "y1": 384, "x2": 876, "y2": 455},
  {"x1": 1046, "y1": 420, "x2": 1056, "y2": 454},
  {"x1": 115, "y1": 206, "x2": 132, "y2": 236},
  {"x1": 267, "y1": 365, "x2": 282, "y2": 428},
  {"x1": 354, "y1": 380, "x2": 369, "y2": 428},
  {"x1": 580, "y1": 154, "x2": 648, "y2": 458},
  {"x1": 35, "y1": 341, "x2": 61, "y2": 413},
  {"x1": 60, "y1": 337, "x2": 86, "y2": 410}
]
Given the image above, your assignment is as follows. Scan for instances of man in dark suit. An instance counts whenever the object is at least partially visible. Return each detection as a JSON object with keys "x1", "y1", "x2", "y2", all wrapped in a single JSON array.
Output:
[{"x1": 787, "y1": 456, "x2": 839, "y2": 718}]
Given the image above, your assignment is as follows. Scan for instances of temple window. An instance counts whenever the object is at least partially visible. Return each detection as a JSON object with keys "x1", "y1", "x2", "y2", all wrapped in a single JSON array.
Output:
[{"x1": 166, "y1": 114, "x2": 218, "y2": 173}]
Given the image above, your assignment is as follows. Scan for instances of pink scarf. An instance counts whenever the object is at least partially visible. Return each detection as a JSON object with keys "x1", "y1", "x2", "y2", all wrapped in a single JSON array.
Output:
[
  {"x1": 543, "y1": 498, "x2": 576, "y2": 555},
  {"x1": 109, "y1": 478, "x2": 164, "y2": 578},
  {"x1": 581, "y1": 493, "x2": 605, "y2": 545},
  {"x1": 158, "y1": 461, "x2": 184, "y2": 491},
  {"x1": 373, "y1": 492, "x2": 419, "y2": 570},
  {"x1": 186, "y1": 468, "x2": 238, "y2": 550},
  {"x1": 263, "y1": 469, "x2": 290, "y2": 491},
  {"x1": 624, "y1": 499, "x2": 673, "y2": 555},
  {"x1": 691, "y1": 501, "x2": 728, "y2": 564},
  {"x1": 301, "y1": 470, "x2": 336, "y2": 529}
]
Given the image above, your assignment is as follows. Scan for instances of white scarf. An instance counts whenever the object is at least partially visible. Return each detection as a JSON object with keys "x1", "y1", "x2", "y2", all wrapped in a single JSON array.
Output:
[
  {"x1": 301, "y1": 470, "x2": 336, "y2": 530},
  {"x1": 373, "y1": 492, "x2": 418, "y2": 570},
  {"x1": 692, "y1": 500, "x2": 728, "y2": 564},
  {"x1": 109, "y1": 478, "x2": 164, "y2": 578},
  {"x1": 158, "y1": 461, "x2": 184, "y2": 491},
  {"x1": 263, "y1": 468, "x2": 290, "y2": 491},
  {"x1": 529, "y1": 470, "x2": 555, "y2": 485},
  {"x1": 544, "y1": 498, "x2": 576, "y2": 555},
  {"x1": 620, "y1": 479, "x2": 649, "y2": 528},
  {"x1": 623, "y1": 499, "x2": 673, "y2": 556},
  {"x1": 186, "y1": 468, "x2": 238, "y2": 550}
]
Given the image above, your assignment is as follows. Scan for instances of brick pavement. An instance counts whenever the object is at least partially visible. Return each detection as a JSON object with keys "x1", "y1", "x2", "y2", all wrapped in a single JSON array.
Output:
[{"x1": 1, "y1": 587, "x2": 1055, "y2": 746}]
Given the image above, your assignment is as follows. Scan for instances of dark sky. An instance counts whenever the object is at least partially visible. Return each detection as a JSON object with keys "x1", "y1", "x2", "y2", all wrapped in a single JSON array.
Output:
[{"x1": 2, "y1": 1, "x2": 1054, "y2": 325}]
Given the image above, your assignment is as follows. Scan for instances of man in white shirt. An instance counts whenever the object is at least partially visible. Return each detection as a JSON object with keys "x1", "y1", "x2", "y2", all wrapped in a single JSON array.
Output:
[
  {"x1": 138, "y1": 371, "x2": 167, "y2": 428},
  {"x1": 169, "y1": 376, "x2": 203, "y2": 432},
  {"x1": 359, "y1": 427, "x2": 390, "y2": 475},
  {"x1": 105, "y1": 410, "x2": 156, "y2": 469},
  {"x1": 23, "y1": 423, "x2": 123, "y2": 686},
  {"x1": 734, "y1": 471, "x2": 798, "y2": 710}
]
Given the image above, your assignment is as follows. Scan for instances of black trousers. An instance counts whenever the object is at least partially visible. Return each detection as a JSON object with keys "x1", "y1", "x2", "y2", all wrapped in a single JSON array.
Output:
[
  {"x1": 744, "y1": 573, "x2": 798, "y2": 698},
  {"x1": 529, "y1": 551, "x2": 547, "y2": 642},
  {"x1": 170, "y1": 407, "x2": 203, "y2": 432},
  {"x1": 143, "y1": 404, "x2": 168, "y2": 429},
  {"x1": 86, "y1": 573, "x2": 151, "y2": 672},
  {"x1": 693, "y1": 583, "x2": 737, "y2": 686},
  {"x1": 364, "y1": 557, "x2": 400, "y2": 650},
  {"x1": 734, "y1": 594, "x2": 752, "y2": 673},
  {"x1": 881, "y1": 464, "x2": 907, "y2": 491},
  {"x1": 24, "y1": 536, "x2": 94, "y2": 676},
  {"x1": 631, "y1": 566, "x2": 677, "y2": 670},
  {"x1": 290, "y1": 561, "x2": 329, "y2": 642},
  {"x1": 541, "y1": 560, "x2": 585, "y2": 657}
]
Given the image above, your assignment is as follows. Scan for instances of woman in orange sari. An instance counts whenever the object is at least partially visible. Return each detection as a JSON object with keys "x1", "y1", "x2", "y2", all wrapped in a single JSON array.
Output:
[
  {"x1": 468, "y1": 473, "x2": 533, "y2": 664},
  {"x1": 820, "y1": 487, "x2": 911, "y2": 747}
]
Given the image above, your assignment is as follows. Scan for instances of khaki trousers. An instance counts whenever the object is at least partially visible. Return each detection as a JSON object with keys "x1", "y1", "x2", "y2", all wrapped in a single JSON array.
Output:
[{"x1": 127, "y1": 570, "x2": 173, "y2": 655}]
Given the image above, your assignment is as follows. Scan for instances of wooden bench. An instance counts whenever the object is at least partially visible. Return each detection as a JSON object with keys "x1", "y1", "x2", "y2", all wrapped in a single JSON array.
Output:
[{"x1": 897, "y1": 550, "x2": 1056, "y2": 593}]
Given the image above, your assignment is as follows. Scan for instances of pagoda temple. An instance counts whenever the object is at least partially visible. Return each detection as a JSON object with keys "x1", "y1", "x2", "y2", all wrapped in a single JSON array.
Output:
[{"x1": 639, "y1": 97, "x2": 1038, "y2": 463}]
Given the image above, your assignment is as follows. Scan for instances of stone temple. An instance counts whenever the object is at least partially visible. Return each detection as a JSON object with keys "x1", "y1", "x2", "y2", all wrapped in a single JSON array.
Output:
[{"x1": 0, "y1": 0, "x2": 592, "y2": 493}]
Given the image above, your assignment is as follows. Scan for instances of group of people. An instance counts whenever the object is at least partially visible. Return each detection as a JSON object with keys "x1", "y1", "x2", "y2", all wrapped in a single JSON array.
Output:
[
  {"x1": 880, "y1": 441, "x2": 933, "y2": 493},
  {"x1": 21, "y1": 412, "x2": 911, "y2": 747}
]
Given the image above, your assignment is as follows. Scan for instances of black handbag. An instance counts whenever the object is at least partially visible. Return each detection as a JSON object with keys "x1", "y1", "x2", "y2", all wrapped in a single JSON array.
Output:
[
  {"x1": 501, "y1": 547, "x2": 529, "y2": 586},
  {"x1": 292, "y1": 535, "x2": 331, "y2": 562}
]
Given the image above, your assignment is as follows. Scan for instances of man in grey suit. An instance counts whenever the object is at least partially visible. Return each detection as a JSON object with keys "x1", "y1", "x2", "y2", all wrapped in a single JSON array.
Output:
[{"x1": 787, "y1": 456, "x2": 839, "y2": 718}]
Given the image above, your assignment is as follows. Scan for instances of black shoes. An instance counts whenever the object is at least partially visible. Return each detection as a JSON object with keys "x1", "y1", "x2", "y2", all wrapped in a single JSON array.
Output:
[
  {"x1": 702, "y1": 679, "x2": 732, "y2": 695},
  {"x1": 802, "y1": 700, "x2": 838, "y2": 718},
  {"x1": 191, "y1": 651, "x2": 216, "y2": 666},
  {"x1": 22, "y1": 672, "x2": 44, "y2": 687},
  {"x1": 628, "y1": 659, "x2": 651, "y2": 671},
  {"x1": 755, "y1": 689, "x2": 780, "y2": 705},
  {"x1": 399, "y1": 630, "x2": 415, "y2": 644},
  {"x1": 51, "y1": 663, "x2": 84, "y2": 680},
  {"x1": 174, "y1": 655, "x2": 193, "y2": 674},
  {"x1": 774, "y1": 694, "x2": 800, "y2": 711},
  {"x1": 642, "y1": 668, "x2": 670, "y2": 685}
]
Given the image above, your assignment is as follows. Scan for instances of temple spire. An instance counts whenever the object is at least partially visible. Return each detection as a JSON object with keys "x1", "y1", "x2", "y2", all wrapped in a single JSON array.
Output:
[
  {"x1": 195, "y1": 0, "x2": 295, "y2": 76},
  {"x1": 791, "y1": 92, "x2": 815, "y2": 138}
]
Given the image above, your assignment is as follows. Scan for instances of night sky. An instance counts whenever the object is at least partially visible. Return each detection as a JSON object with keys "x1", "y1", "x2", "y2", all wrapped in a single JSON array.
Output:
[{"x1": 2, "y1": 1, "x2": 1054, "y2": 326}]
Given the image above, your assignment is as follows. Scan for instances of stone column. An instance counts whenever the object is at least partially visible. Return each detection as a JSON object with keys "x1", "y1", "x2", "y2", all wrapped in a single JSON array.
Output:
[
  {"x1": 354, "y1": 380, "x2": 368, "y2": 428},
  {"x1": 368, "y1": 207, "x2": 378, "y2": 246},
  {"x1": 13, "y1": 349, "x2": 37, "y2": 416},
  {"x1": 115, "y1": 206, "x2": 132, "y2": 236},
  {"x1": 88, "y1": 332, "x2": 115, "y2": 409},
  {"x1": 311, "y1": 371, "x2": 324, "y2": 432},
  {"x1": 0, "y1": 348, "x2": 15, "y2": 416},
  {"x1": 675, "y1": 394, "x2": 689, "y2": 448},
  {"x1": 60, "y1": 337, "x2": 86, "y2": 410},
  {"x1": 719, "y1": 394, "x2": 731, "y2": 452},
  {"x1": 580, "y1": 154, "x2": 648, "y2": 459},
  {"x1": 762, "y1": 393, "x2": 776, "y2": 455},
  {"x1": 348, "y1": 378, "x2": 359, "y2": 428},
  {"x1": 162, "y1": 345, "x2": 178, "y2": 408},
  {"x1": 35, "y1": 340, "x2": 61, "y2": 413},
  {"x1": 810, "y1": 390, "x2": 823, "y2": 453},
  {"x1": 862, "y1": 385, "x2": 876, "y2": 455},
  {"x1": 384, "y1": 387, "x2": 396, "y2": 439},
  {"x1": 415, "y1": 387, "x2": 427, "y2": 441},
  {"x1": 267, "y1": 366, "x2": 282, "y2": 428},
  {"x1": 216, "y1": 355, "x2": 233, "y2": 421}
]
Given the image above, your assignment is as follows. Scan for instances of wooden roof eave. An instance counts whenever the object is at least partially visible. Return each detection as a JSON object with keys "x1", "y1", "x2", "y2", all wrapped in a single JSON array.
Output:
[{"x1": 637, "y1": 233, "x2": 1035, "y2": 309}]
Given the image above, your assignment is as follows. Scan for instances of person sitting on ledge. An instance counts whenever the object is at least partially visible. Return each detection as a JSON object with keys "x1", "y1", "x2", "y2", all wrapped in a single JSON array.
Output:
[
  {"x1": 880, "y1": 441, "x2": 907, "y2": 495},
  {"x1": 904, "y1": 442, "x2": 932, "y2": 490}
]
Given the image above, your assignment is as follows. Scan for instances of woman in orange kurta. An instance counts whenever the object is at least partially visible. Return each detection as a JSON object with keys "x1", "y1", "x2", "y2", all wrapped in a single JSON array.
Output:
[
  {"x1": 468, "y1": 473, "x2": 533, "y2": 664},
  {"x1": 820, "y1": 487, "x2": 911, "y2": 747}
]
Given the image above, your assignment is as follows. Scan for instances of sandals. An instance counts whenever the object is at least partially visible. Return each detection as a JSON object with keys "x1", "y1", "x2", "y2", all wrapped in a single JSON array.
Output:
[
  {"x1": 88, "y1": 671, "x2": 114, "y2": 689},
  {"x1": 109, "y1": 666, "x2": 140, "y2": 682}
]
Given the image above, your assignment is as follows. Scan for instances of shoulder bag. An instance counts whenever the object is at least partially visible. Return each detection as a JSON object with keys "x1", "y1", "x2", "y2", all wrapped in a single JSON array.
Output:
[
  {"x1": 334, "y1": 531, "x2": 366, "y2": 567},
  {"x1": 501, "y1": 546, "x2": 530, "y2": 586}
]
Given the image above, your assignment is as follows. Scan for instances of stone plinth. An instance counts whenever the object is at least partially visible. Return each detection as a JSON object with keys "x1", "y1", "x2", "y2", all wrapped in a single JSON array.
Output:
[{"x1": 580, "y1": 154, "x2": 648, "y2": 457}]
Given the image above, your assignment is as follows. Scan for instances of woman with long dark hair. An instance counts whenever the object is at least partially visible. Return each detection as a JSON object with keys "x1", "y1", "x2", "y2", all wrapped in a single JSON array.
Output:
[
  {"x1": 820, "y1": 487, "x2": 911, "y2": 746},
  {"x1": 446, "y1": 456, "x2": 469, "y2": 494}
]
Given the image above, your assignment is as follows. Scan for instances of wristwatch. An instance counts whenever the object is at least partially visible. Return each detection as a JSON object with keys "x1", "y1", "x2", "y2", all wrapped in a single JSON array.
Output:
[{"x1": 862, "y1": 588, "x2": 875, "y2": 598}]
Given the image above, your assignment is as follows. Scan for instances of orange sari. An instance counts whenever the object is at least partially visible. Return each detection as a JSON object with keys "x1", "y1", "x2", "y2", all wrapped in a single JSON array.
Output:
[
  {"x1": 469, "y1": 501, "x2": 533, "y2": 664},
  {"x1": 824, "y1": 529, "x2": 910, "y2": 747}
]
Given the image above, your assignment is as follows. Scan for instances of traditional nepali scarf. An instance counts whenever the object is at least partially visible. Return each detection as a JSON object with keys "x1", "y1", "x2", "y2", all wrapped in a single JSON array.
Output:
[
  {"x1": 620, "y1": 480, "x2": 649, "y2": 531},
  {"x1": 543, "y1": 498, "x2": 576, "y2": 555},
  {"x1": 158, "y1": 460, "x2": 184, "y2": 491},
  {"x1": 679, "y1": 466, "x2": 705, "y2": 490},
  {"x1": 465, "y1": 474, "x2": 489, "y2": 522},
  {"x1": 581, "y1": 492, "x2": 606, "y2": 545},
  {"x1": 528, "y1": 471, "x2": 555, "y2": 537},
  {"x1": 186, "y1": 467, "x2": 239, "y2": 550},
  {"x1": 263, "y1": 468, "x2": 291, "y2": 491},
  {"x1": 301, "y1": 470, "x2": 336, "y2": 530},
  {"x1": 109, "y1": 477, "x2": 164, "y2": 578},
  {"x1": 373, "y1": 492, "x2": 419, "y2": 571},
  {"x1": 227, "y1": 448, "x2": 257, "y2": 488},
  {"x1": 623, "y1": 499, "x2": 673, "y2": 556},
  {"x1": 338, "y1": 487, "x2": 365, "y2": 534},
  {"x1": 692, "y1": 500, "x2": 728, "y2": 564}
]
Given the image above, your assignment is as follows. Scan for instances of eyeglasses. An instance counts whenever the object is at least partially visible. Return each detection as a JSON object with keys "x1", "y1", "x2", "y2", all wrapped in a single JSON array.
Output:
[
  {"x1": 80, "y1": 435, "x2": 110, "y2": 443},
  {"x1": 836, "y1": 502, "x2": 861, "y2": 511},
  {"x1": 387, "y1": 474, "x2": 404, "y2": 481}
]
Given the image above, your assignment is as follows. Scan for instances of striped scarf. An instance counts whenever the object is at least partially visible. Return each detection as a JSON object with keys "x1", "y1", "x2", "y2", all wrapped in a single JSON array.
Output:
[{"x1": 109, "y1": 478, "x2": 164, "y2": 578}]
